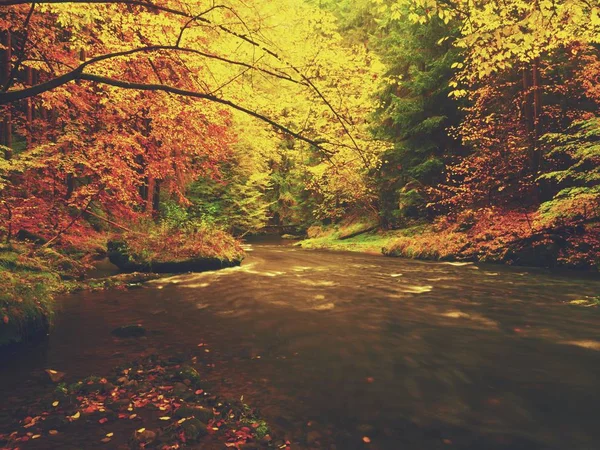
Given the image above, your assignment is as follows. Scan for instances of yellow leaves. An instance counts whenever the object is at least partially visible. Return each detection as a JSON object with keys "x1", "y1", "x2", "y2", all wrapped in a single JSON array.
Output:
[
  {"x1": 592, "y1": 8, "x2": 600, "y2": 27},
  {"x1": 448, "y1": 90, "x2": 468, "y2": 99}
]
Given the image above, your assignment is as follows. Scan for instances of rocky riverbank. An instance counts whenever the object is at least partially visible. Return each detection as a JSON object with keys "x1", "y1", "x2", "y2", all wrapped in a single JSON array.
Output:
[
  {"x1": 298, "y1": 214, "x2": 600, "y2": 271},
  {"x1": 0, "y1": 355, "x2": 278, "y2": 449}
]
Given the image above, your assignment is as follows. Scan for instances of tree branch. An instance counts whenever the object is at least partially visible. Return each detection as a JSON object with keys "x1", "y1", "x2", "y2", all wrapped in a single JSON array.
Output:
[
  {"x1": 2, "y1": 3, "x2": 35, "y2": 92},
  {"x1": 0, "y1": 0, "x2": 361, "y2": 160},
  {"x1": 77, "y1": 73, "x2": 333, "y2": 153},
  {"x1": 0, "y1": 44, "x2": 303, "y2": 105}
]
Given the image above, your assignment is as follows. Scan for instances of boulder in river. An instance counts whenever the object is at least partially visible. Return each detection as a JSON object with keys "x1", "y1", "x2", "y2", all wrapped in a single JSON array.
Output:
[
  {"x1": 107, "y1": 240, "x2": 242, "y2": 274},
  {"x1": 111, "y1": 324, "x2": 146, "y2": 338}
]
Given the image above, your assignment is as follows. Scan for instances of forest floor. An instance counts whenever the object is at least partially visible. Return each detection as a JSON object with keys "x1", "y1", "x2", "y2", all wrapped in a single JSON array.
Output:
[
  {"x1": 299, "y1": 212, "x2": 600, "y2": 271},
  {"x1": 0, "y1": 354, "x2": 278, "y2": 449}
]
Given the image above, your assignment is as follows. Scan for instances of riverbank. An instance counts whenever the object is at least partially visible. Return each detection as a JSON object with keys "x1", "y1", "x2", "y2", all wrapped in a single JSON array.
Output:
[
  {"x1": 299, "y1": 212, "x2": 600, "y2": 271},
  {"x1": 0, "y1": 225, "x2": 245, "y2": 348},
  {"x1": 0, "y1": 354, "x2": 277, "y2": 449}
]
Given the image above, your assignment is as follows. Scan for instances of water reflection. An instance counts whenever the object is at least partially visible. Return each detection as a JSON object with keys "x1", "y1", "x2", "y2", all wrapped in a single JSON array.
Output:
[{"x1": 1, "y1": 243, "x2": 599, "y2": 449}]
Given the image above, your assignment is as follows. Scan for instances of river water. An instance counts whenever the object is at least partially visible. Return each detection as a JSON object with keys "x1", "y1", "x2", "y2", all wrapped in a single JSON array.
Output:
[{"x1": 1, "y1": 240, "x2": 600, "y2": 449}]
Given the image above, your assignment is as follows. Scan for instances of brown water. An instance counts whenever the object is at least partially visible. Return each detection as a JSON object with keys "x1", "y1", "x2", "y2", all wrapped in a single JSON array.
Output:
[{"x1": 1, "y1": 241, "x2": 600, "y2": 449}]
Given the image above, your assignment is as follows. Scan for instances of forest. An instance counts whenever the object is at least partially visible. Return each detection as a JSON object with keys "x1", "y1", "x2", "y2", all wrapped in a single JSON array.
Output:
[{"x1": 0, "y1": 1, "x2": 600, "y2": 448}]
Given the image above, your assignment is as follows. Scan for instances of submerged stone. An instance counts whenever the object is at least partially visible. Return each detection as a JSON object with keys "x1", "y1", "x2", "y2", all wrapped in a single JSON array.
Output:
[{"x1": 111, "y1": 324, "x2": 146, "y2": 338}]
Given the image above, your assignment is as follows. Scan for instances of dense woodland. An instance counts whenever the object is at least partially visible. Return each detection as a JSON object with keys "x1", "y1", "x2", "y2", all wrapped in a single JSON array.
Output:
[
  {"x1": 0, "y1": 0, "x2": 599, "y2": 269},
  {"x1": 1, "y1": 2, "x2": 600, "y2": 448}
]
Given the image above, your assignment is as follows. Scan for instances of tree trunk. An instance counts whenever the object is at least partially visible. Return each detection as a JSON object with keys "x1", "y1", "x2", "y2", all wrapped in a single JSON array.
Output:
[
  {"x1": 2, "y1": 31, "x2": 12, "y2": 159},
  {"x1": 522, "y1": 61, "x2": 543, "y2": 177},
  {"x1": 531, "y1": 58, "x2": 543, "y2": 176},
  {"x1": 26, "y1": 66, "x2": 32, "y2": 145},
  {"x1": 152, "y1": 179, "x2": 161, "y2": 217}
]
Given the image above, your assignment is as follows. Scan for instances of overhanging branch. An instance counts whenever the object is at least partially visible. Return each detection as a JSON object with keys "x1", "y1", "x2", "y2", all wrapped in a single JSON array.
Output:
[{"x1": 78, "y1": 73, "x2": 332, "y2": 153}]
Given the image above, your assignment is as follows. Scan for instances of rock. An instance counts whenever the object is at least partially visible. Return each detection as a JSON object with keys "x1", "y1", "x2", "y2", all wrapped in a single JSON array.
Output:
[
  {"x1": 173, "y1": 382, "x2": 190, "y2": 397},
  {"x1": 174, "y1": 405, "x2": 213, "y2": 422},
  {"x1": 111, "y1": 324, "x2": 146, "y2": 338},
  {"x1": 176, "y1": 365, "x2": 203, "y2": 387},
  {"x1": 281, "y1": 234, "x2": 302, "y2": 240},
  {"x1": 180, "y1": 418, "x2": 207, "y2": 441},
  {"x1": 131, "y1": 428, "x2": 157, "y2": 445},
  {"x1": 107, "y1": 240, "x2": 242, "y2": 273},
  {"x1": 191, "y1": 406, "x2": 213, "y2": 423}
]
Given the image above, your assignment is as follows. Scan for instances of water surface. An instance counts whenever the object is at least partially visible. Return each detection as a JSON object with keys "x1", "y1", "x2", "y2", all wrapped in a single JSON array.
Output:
[{"x1": 1, "y1": 241, "x2": 599, "y2": 449}]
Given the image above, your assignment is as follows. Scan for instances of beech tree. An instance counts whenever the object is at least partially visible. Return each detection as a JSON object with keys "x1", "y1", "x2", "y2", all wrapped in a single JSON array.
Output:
[{"x1": 0, "y1": 0, "x2": 386, "y2": 240}]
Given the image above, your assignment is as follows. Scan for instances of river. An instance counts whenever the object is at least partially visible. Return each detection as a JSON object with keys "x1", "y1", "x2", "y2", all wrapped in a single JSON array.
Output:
[{"x1": 1, "y1": 240, "x2": 600, "y2": 449}]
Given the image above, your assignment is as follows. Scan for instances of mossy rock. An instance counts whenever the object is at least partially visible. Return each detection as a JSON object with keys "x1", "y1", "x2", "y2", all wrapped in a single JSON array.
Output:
[{"x1": 107, "y1": 240, "x2": 241, "y2": 274}]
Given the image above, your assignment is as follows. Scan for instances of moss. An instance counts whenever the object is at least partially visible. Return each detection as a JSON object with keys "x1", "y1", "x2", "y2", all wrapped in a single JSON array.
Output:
[
  {"x1": 0, "y1": 248, "x2": 61, "y2": 346},
  {"x1": 107, "y1": 225, "x2": 244, "y2": 273}
]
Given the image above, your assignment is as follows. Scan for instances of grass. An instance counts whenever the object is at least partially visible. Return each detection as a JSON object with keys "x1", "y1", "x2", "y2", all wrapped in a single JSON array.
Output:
[
  {"x1": 0, "y1": 245, "x2": 62, "y2": 346},
  {"x1": 299, "y1": 218, "x2": 431, "y2": 255}
]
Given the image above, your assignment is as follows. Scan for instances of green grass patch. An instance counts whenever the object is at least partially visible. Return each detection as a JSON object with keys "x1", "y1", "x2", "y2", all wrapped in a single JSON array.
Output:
[{"x1": 0, "y1": 245, "x2": 62, "y2": 346}]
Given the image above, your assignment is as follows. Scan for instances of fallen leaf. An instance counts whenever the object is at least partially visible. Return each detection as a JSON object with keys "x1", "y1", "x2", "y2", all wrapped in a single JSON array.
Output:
[
  {"x1": 100, "y1": 437, "x2": 111, "y2": 443},
  {"x1": 362, "y1": 436, "x2": 371, "y2": 443},
  {"x1": 48, "y1": 430, "x2": 59, "y2": 436},
  {"x1": 159, "y1": 416, "x2": 171, "y2": 421},
  {"x1": 98, "y1": 418, "x2": 108, "y2": 424},
  {"x1": 45, "y1": 369, "x2": 66, "y2": 382},
  {"x1": 137, "y1": 428, "x2": 146, "y2": 433},
  {"x1": 52, "y1": 401, "x2": 59, "y2": 407},
  {"x1": 32, "y1": 434, "x2": 41, "y2": 439},
  {"x1": 195, "y1": 389, "x2": 203, "y2": 395},
  {"x1": 70, "y1": 412, "x2": 80, "y2": 420},
  {"x1": 106, "y1": 432, "x2": 114, "y2": 437}
]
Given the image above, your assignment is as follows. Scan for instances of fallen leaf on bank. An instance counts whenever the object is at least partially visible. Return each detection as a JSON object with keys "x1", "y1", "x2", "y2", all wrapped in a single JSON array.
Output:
[
  {"x1": 45, "y1": 369, "x2": 66, "y2": 383},
  {"x1": 159, "y1": 416, "x2": 171, "y2": 421},
  {"x1": 32, "y1": 434, "x2": 41, "y2": 439},
  {"x1": 52, "y1": 401, "x2": 59, "y2": 407},
  {"x1": 106, "y1": 432, "x2": 114, "y2": 437}
]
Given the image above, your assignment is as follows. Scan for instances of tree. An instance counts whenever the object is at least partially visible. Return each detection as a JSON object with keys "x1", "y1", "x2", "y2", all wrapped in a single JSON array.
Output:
[{"x1": 0, "y1": 0, "x2": 386, "y2": 241}]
